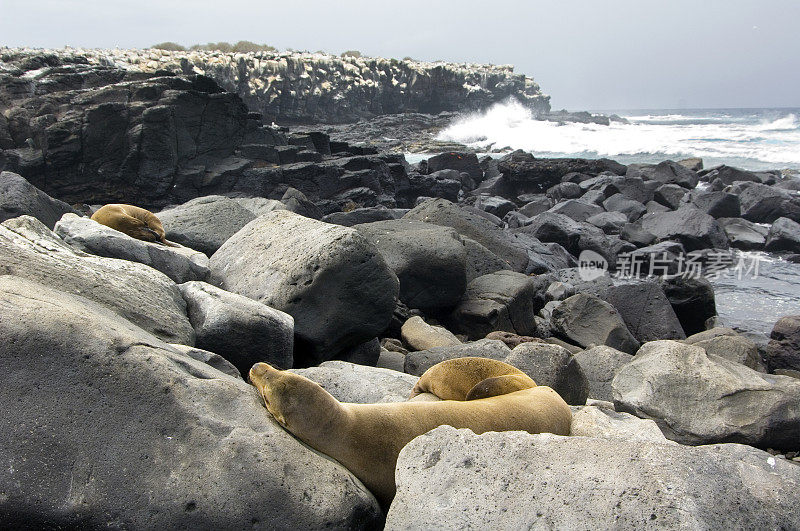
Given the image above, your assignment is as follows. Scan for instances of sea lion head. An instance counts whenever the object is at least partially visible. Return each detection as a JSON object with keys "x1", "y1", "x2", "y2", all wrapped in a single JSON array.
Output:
[
  {"x1": 248, "y1": 362, "x2": 342, "y2": 441},
  {"x1": 114, "y1": 215, "x2": 163, "y2": 243}
]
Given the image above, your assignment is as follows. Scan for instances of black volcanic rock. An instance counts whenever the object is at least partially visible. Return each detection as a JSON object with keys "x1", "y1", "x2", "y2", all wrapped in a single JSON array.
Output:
[{"x1": 497, "y1": 153, "x2": 626, "y2": 196}]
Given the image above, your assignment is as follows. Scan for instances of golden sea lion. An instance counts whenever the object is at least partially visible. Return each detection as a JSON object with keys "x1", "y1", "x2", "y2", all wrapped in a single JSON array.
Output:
[
  {"x1": 91, "y1": 204, "x2": 178, "y2": 246},
  {"x1": 248, "y1": 357, "x2": 571, "y2": 508}
]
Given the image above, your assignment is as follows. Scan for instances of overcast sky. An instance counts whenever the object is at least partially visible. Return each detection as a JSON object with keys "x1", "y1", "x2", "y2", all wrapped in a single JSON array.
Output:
[{"x1": 2, "y1": 0, "x2": 798, "y2": 110}]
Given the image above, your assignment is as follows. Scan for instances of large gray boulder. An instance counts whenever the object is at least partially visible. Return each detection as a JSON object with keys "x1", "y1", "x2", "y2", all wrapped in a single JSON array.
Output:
[
  {"x1": 157, "y1": 195, "x2": 257, "y2": 255},
  {"x1": 688, "y1": 190, "x2": 741, "y2": 218},
  {"x1": 292, "y1": 361, "x2": 418, "y2": 403},
  {"x1": 639, "y1": 206, "x2": 729, "y2": 251},
  {"x1": 634, "y1": 160, "x2": 700, "y2": 189},
  {"x1": 386, "y1": 426, "x2": 800, "y2": 529},
  {"x1": 505, "y1": 342, "x2": 589, "y2": 405},
  {"x1": 54, "y1": 213, "x2": 210, "y2": 284},
  {"x1": 403, "y1": 198, "x2": 529, "y2": 272},
  {"x1": 659, "y1": 275, "x2": 717, "y2": 336},
  {"x1": 355, "y1": 219, "x2": 466, "y2": 312},
  {"x1": 0, "y1": 216, "x2": 194, "y2": 344},
  {"x1": 573, "y1": 345, "x2": 634, "y2": 402},
  {"x1": 717, "y1": 217, "x2": 768, "y2": 250},
  {"x1": 404, "y1": 339, "x2": 511, "y2": 376},
  {"x1": 461, "y1": 237, "x2": 511, "y2": 282},
  {"x1": 613, "y1": 340, "x2": 800, "y2": 449},
  {"x1": 766, "y1": 315, "x2": 800, "y2": 372},
  {"x1": 447, "y1": 271, "x2": 541, "y2": 340},
  {"x1": 0, "y1": 171, "x2": 78, "y2": 228},
  {"x1": 210, "y1": 210, "x2": 399, "y2": 366},
  {"x1": 0, "y1": 276, "x2": 382, "y2": 528},
  {"x1": 178, "y1": 281, "x2": 294, "y2": 373},
  {"x1": 599, "y1": 281, "x2": 686, "y2": 342},
  {"x1": 738, "y1": 183, "x2": 800, "y2": 223},
  {"x1": 765, "y1": 217, "x2": 800, "y2": 253},
  {"x1": 551, "y1": 293, "x2": 640, "y2": 354}
]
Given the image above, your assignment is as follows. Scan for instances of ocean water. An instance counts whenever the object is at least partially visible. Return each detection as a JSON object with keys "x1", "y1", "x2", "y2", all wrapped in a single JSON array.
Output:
[
  {"x1": 430, "y1": 102, "x2": 800, "y2": 338},
  {"x1": 436, "y1": 100, "x2": 800, "y2": 172}
]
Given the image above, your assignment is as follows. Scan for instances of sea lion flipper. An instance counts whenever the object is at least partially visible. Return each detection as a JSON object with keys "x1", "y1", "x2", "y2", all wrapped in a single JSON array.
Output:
[{"x1": 465, "y1": 374, "x2": 537, "y2": 401}]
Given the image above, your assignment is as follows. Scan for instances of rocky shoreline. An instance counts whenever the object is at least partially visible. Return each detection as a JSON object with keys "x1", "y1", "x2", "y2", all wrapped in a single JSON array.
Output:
[{"x1": 1, "y1": 51, "x2": 800, "y2": 528}]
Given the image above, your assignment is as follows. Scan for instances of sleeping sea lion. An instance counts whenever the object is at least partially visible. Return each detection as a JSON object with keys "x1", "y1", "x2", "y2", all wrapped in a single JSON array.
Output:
[
  {"x1": 248, "y1": 357, "x2": 571, "y2": 508},
  {"x1": 91, "y1": 204, "x2": 178, "y2": 246}
]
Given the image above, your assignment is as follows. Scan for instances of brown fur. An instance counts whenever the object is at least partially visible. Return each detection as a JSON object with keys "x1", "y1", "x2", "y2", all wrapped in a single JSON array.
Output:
[
  {"x1": 410, "y1": 357, "x2": 537, "y2": 400},
  {"x1": 248, "y1": 358, "x2": 571, "y2": 508},
  {"x1": 91, "y1": 204, "x2": 177, "y2": 246}
]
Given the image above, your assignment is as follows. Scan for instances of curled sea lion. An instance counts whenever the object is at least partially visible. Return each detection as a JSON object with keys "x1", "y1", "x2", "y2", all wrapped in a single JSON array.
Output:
[
  {"x1": 91, "y1": 204, "x2": 178, "y2": 246},
  {"x1": 410, "y1": 356, "x2": 537, "y2": 401},
  {"x1": 249, "y1": 357, "x2": 571, "y2": 508}
]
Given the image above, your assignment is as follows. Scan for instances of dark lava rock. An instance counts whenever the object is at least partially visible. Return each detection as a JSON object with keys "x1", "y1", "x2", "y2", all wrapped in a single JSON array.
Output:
[{"x1": 658, "y1": 276, "x2": 717, "y2": 336}]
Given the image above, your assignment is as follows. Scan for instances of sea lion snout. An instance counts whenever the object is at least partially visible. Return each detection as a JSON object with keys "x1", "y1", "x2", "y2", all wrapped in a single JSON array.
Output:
[{"x1": 248, "y1": 362, "x2": 278, "y2": 387}]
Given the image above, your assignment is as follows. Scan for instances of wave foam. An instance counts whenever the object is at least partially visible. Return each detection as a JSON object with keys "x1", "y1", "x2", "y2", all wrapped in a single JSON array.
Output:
[{"x1": 436, "y1": 101, "x2": 800, "y2": 167}]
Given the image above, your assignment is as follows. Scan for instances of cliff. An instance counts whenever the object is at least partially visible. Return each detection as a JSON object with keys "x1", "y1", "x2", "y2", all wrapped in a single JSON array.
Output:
[{"x1": 0, "y1": 47, "x2": 550, "y2": 124}]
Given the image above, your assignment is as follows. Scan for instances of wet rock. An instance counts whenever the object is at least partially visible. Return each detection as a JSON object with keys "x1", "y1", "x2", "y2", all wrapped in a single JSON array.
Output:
[
  {"x1": 717, "y1": 217, "x2": 768, "y2": 250},
  {"x1": 639, "y1": 206, "x2": 729, "y2": 251},
  {"x1": 765, "y1": 217, "x2": 800, "y2": 253},
  {"x1": 659, "y1": 276, "x2": 717, "y2": 336},
  {"x1": 765, "y1": 315, "x2": 800, "y2": 372}
]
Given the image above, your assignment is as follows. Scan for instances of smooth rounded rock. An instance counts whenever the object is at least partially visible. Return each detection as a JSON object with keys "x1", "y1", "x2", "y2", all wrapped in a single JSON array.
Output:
[
  {"x1": 178, "y1": 281, "x2": 294, "y2": 373},
  {"x1": 210, "y1": 210, "x2": 399, "y2": 366}
]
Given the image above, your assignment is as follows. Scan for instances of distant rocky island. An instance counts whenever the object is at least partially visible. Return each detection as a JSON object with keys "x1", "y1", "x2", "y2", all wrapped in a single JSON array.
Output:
[{"x1": 1, "y1": 47, "x2": 799, "y2": 529}]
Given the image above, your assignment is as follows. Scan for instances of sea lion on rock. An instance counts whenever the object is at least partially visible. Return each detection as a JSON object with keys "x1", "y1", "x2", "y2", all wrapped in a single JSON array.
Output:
[
  {"x1": 249, "y1": 357, "x2": 571, "y2": 508},
  {"x1": 91, "y1": 204, "x2": 178, "y2": 246},
  {"x1": 410, "y1": 356, "x2": 537, "y2": 401}
]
